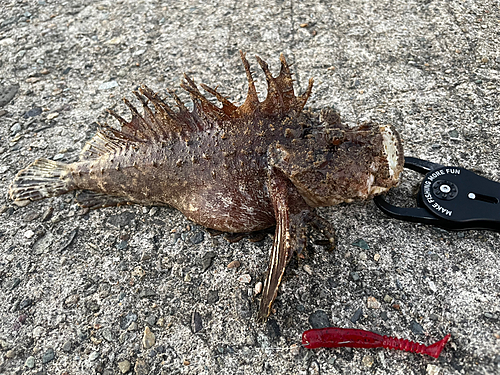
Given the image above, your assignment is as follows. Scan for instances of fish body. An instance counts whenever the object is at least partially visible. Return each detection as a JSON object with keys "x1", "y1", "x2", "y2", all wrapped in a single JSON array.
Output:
[{"x1": 9, "y1": 52, "x2": 404, "y2": 320}]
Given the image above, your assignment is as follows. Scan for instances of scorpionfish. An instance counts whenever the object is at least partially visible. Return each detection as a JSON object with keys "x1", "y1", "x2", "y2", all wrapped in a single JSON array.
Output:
[{"x1": 9, "y1": 52, "x2": 404, "y2": 321}]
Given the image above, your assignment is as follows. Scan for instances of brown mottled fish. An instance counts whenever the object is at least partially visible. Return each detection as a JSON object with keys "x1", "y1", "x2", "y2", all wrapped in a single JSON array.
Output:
[{"x1": 9, "y1": 52, "x2": 404, "y2": 321}]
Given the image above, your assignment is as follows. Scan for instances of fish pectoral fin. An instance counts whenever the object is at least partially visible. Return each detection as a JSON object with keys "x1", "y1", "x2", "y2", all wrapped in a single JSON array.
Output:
[
  {"x1": 258, "y1": 168, "x2": 310, "y2": 321},
  {"x1": 75, "y1": 190, "x2": 132, "y2": 209}
]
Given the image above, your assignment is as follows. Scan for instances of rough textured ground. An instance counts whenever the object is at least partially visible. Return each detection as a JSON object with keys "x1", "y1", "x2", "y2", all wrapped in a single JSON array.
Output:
[{"x1": 1, "y1": 0, "x2": 499, "y2": 374}]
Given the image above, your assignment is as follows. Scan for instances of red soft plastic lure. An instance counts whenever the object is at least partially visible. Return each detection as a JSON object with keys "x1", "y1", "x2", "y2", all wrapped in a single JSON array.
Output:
[{"x1": 302, "y1": 327, "x2": 450, "y2": 358}]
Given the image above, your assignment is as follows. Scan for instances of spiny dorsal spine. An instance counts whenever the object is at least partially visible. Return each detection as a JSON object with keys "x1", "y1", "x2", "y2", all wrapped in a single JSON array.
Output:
[{"x1": 83, "y1": 51, "x2": 314, "y2": 160}]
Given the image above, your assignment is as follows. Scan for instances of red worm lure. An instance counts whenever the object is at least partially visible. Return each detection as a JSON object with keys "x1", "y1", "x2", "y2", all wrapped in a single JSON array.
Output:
[{"x1": 302, "y1": 327, "x2": 451, "y2": 359}]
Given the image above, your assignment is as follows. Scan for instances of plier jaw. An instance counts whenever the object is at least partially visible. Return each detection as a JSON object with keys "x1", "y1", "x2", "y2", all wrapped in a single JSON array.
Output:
[{"x1": 374, "y1": 157, "x2": 500, "y2": 231}]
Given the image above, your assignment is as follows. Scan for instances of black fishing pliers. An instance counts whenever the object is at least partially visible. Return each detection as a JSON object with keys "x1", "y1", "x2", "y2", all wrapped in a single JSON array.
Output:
[{"x1": 374, "y1": 157, "x2": 500, "y2": 231}]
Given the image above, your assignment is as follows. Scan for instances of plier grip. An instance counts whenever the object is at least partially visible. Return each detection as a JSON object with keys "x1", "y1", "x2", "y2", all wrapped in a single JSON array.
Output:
[{"x1": 374, "y1": 157, "x2": 500, "y2": 231}]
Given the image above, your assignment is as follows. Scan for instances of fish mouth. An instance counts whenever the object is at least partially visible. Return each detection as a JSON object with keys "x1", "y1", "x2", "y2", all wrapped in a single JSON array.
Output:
[
  {"x1": 380, "y1": 124, "x2": 404, "y2": 181},
  {"x1": 367, "y1": 124, "x2": 404, "y2": 195}
]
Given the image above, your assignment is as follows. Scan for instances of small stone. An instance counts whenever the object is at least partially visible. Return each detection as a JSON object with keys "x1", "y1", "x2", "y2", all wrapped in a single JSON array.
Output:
[
  {"x1": 410, "y1": 321, "x2": 424, "y2": 335},
  {"x1": 227, "y1": 260, "x2": 240, "y2": 269},
  {"x1": 140, "y1": 251, "x2": 151, "y2": 262},
  {"x1": 46, "y1": 112, "x2": 59, "y2": 120},
  {"x1": 267, "y1": 319, "x2": 281, "y2": 339},
  {"x1": 427, "y1": 279, "x2": 437, "y2": 292},
  {"x1": 303, "y1": 264, "x2": 313, "y2": 275},
  {"x1": 19, "y1": 298, "x2": 33, "y2": 309},
  {"x1": 481, "y1": 56, "x2": 489, "y2": 63},
  {"x1": 118, "y1": 332, "x2": 128, "y2": 344},
  {"x1": 138, "y1": 288, "x2": 156, "y2": 298},
  {"x1": 183, "y1": 360, "x2": 190, "y2": 366},
  {"x1": 142, "y1": 326, "x2": 155, "y2": 349},
  {"x1": 362, "y1": 355, "x2": 374, "y2": 367},
  {"x1": 191, "y1": 311, "x2": 203, "y2": 333},
  {"x1": 116, "y1": 240, "x2": 128, "y2": 250},
  {"x1": 53, "y1": 153, "x2": 65, "y2": 160},
  {"x1": 62, "y1": 340, "x2": 72, "y2": 352},
  {"x1": 485, "y1": 312, "x2": 499, "y2": 321},
  {"x1": 33, "y1": 326, "x2": 45, "y2": 338},
  {"x1": 98, "y1": 81, "x2": 118, "y2": 90},
  {"x1": 254, "y1": 281, "x2": 263, "y2": 295},
  {"x1": 25, "y1": 356, "x2": 35, "y2": 368},
  {"x1": 41, "y1": 206, "x2": 54, "y2": 221},
  {"x1": 351, "y1": 239, "x2": 369, "y2": 250},
  {"x1": 426, "y1": 364, "x2": 441, "y2": 375},
  {"x1": 189, "y1": 230, "x2": 204, "y2": 244},
  {"x1": 206, "y1": 290, "x2": 219, "y2": 304},
  {"x1": 373, "y1": 253, "x2": 381, "y2": 261},
  {"x1": 429, "y1": 313, "x2": 439, "y2": 321},
  {"x1": 13, "y1": 199, "x2": 30, "y2": 207},
  {"x1": 6, "y1": 349, "x2": 16, "y2": 358},
  {"x1": 128, "y1": 322, "x2": 138, "y2": 331},
  {"x1": 101, "y1": 328, "x2": 115, "y2": 342},
  {"x1": 24, "y1": 107, "x2": 42, "y2": 118},
  {"x1": 156, "y1": 317, "x2": 165, "y2": 327},
  {"x1": 132, "y1": 266, "x2": 145, "y2": 278},
  {"x1": 146, "y1": 314, "x2": 157, "y2": 326},
  {"x1": 238, "y1": 274, "x2": 251, "y2": 283},
  {"x1": 383, "y1": 294, "x2": 393, "y2": 303},
  {"x1": 120, "y1": 312, "x2": 137, "y2": 330},
  {"x1": 24, "y1": 229, "x2": 35, "y2": 239},
  {"x1": 380, "y1": 311, "x2": 388, "y2": 321},
  {"x1": 77, "y1": 328, "x2": 89, "y2": 341},
  {"x1": 350, "y1": 271, "x2": 360, "y2": 281},
  {"x1": 42, "y1": 348, "x2": 55, "y2": 364},
  {"x1": 118, "y1": 360, "x2": 131, "y2": 374},
  {"x1": 10, "y1": 123, "x2": 21, "y2": 134},
  {"x1": 89, "y1": 351, "x2": 99, "y2": 361},
  {"x1": 351, "y1": 307, "x2": 363, "y2": 323},
  {"x1": 201, "y1": 251, "x2": 216, "y2": 272},
  {"x1": 308, "y1": 310, "x2": 330, "y2": 329},
  {"x1": 445, "y1": 69, "x2": 452, "y2": 74},
  {"x1": 0, "y1": 84, "x2": 19, "y2": 107},
  {"x1": 134, "y1": 358, "x2": 148, "y2": 375},
  {"x1": 358, "y1": 252, "x2": 368, "y2": 261},
  {"x1": 6, "y1": 277, "x2": 21, "y2": 290},
  {"x1": 367, "y1": 296, "x2": 381, "y2": 309}
]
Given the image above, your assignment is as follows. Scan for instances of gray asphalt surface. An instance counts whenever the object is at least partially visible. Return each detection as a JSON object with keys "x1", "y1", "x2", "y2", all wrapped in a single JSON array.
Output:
[{"x1": 0, "y1": 1, "x2": 499, "y2": 374}]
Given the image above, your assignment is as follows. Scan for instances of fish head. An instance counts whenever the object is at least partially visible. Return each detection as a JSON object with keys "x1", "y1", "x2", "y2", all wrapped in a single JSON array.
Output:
[{"x1": 269, "y1": 123, "x2": 404, "y2": 207}]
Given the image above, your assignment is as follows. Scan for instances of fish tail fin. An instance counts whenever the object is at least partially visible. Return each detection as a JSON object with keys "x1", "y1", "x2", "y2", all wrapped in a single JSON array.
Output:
[{"x1": 9, "y1": 158, "x2": 74, "y2": 205}]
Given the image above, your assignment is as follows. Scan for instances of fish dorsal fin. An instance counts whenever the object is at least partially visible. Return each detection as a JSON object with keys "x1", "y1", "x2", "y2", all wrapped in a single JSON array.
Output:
[
  {"x1": 233, "y1": 51, "x2": 261, "y2": 117},
  {"x1": 180, "y1": 74, "x2": 232, "y2": 130},
  {"x1": 256, "y1": 53, "x2": 313, "y2": 117},
  {"x1": 99, "y1": 53, "x2": 312, "y2": 143},
  {"x1": 191, "y1": 51, "x2": 312, "y2": 120},
  {"x1": 106, "y1": 86, "x2": 199, "y2": 141},
  {"x1": 80, "y1": 125, "x2": 139, "y2": 160}
]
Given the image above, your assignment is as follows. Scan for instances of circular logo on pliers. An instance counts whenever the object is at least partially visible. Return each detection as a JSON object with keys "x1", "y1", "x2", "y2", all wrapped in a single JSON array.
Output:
[{"x1": 432, "y1": 180, "x2": 458, "y2": 200}]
